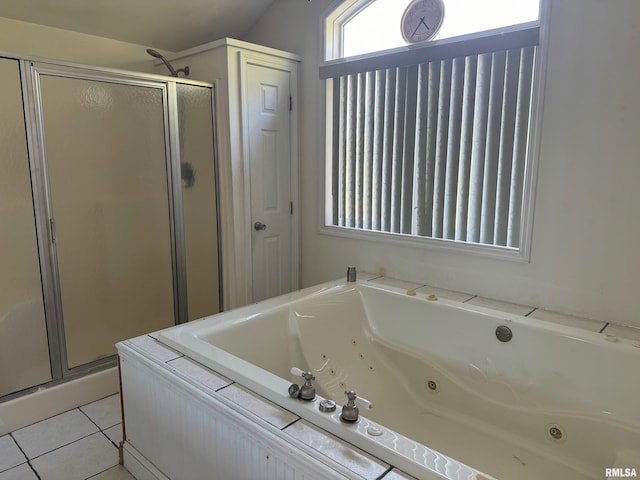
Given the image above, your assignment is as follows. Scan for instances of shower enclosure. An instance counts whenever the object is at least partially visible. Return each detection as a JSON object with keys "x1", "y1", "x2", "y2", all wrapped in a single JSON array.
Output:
[{"x1": 0, "y1": 54, "x2": 220, "y2": 398}]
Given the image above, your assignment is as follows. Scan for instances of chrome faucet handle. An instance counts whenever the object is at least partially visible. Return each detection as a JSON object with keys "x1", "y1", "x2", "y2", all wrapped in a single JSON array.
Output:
[
  {"x1": 344, "y1": 390, "x2": 357, "y2": 407},
  {"x1": 290, "y1": 367, "x2": 306, "y2": 377},
  {"x1": 341, "y1": 390, "x2": 372, "y2": 423},
  {"x1": 343, "y1": 390, "x2": 372, "y2": 409},
  {"x1": 291, "y1": 368, "x2": 315, "y2": 382},
  {"x1": 290, "y1": 367, "x2": 316, "y2": 401}
]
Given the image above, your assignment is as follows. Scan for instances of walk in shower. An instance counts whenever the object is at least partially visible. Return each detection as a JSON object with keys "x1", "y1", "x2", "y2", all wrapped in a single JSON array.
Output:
[{"x1": 0, "y1": 54, "x2": 220, "y2": 399}]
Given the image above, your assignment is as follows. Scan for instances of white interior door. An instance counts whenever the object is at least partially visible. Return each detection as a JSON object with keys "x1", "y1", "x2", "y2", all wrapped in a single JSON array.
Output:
[{"x1": 247, "y1": 63, "x2": 292, "y2": 302}]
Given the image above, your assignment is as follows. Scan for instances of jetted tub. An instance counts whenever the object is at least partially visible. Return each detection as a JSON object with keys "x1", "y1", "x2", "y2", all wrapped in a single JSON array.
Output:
[{"x1": 158, "y1": 277, "x2": 640, "y2": 479}]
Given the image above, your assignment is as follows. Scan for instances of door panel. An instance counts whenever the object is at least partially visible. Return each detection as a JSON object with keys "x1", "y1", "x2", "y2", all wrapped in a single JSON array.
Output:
[
  {"x1": 176, "y1": 84, "x2": 220, "y2": 320},
  {"x1": 39, "y1": 75, "x2": 175, "y2": 368},
  {"x1": 0, "y1": 58, "x2": 51, "y2": 396},
  {"x1": 247, "y1": 64, "x2": 292, "y2": 302}
]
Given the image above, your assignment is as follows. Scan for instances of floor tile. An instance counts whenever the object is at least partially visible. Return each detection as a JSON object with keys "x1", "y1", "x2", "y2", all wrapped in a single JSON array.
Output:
[
  {"x1": 81, "y1": 394, "x2": 122, "y2": 430},
  {"x1": 12, "y1": 409, "x2": 99, "y2": 459},
  {"x1": 528, "y1": 309, "x2": 606, "y2": 332},
  {"x1": 30, "y1": 432, "x2": 117, "y2": 480},
  {"x1": 89, "y1": 465, "x2": 136, "y2": 480},
  {"x1": 465, "y1": 296, "x2": 535, "y2": 316},
  {"x1": 103, "y1": 425, "x2": 123, "y2": 448},
  {"x1": 0, "y1": 464, "x2": 38, "y2": 480},
  {"x1": 0, "y1": 435, "x2": 25, "y2": 473}
]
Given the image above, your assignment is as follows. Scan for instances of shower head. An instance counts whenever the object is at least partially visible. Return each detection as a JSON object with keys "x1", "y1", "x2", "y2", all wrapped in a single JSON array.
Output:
[
  {"x1": 145, "y1": 49, "x2": 190, "y2": 77},
  {"x1": 145, "y1": 48, "x2": 164, "y2": 59}
]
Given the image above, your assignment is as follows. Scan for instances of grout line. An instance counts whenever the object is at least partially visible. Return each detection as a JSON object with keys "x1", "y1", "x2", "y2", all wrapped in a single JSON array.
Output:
[
  {"x1": 0, "y1": 464, "x2": 23, "y2": 476},
  {"x1": 10, "y1": 402, "x2": 120, "y2": 479},
  {"x1": 78, "y1": 406, "x2": 106, "y2": 432},
  {"x1": 376, "y1": 466, "x2": 395, "y2": 479},
  {"x1": 0, "y1": 462, "x2": 41, "y2": 480},
  {"x1": 281, "y1": 417, "x2": 301, "y2": 431},
  {"x1": 215, "y1": 382, "x2": 236, "y2": 393},
  {"x1": 26, "y1": 430, "x2": 101, "y2": 461},
  {"x1": 85, "y1": 465, "x2": 123, "y2": 479},
  {"x1": 6, "y1": 434, "x2": 43, "y2": 480},
  {"x1": 99, "y1": 428, "x2": 120, "y2": 450},
  {"x1": 8, "y1": 432, "x2": 30, "y2": 465},
  {"x1": 28, "y1": 461, "x2": 43, "y2": 480},
  {"x1": 78, "y1": 402, "x2": 123, "y2": 450},
  {"x1": 165, "y1": 354, "x2": 186, "y2": 364}
]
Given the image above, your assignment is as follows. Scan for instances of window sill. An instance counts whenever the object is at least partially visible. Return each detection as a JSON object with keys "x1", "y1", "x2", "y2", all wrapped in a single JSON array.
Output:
[{"x1": 319, "y1": 225, "x2": 530, "y2": 263}]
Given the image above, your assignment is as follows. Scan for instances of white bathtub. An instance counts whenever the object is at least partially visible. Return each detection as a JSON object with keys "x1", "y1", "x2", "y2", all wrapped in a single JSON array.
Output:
[{"x1": 157, "y1": 278, "x2": 640, "y2": 480}]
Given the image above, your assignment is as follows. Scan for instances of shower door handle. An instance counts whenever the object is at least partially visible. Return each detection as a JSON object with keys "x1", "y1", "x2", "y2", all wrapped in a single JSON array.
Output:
[{"x1": 254, "y1": 221, "x2": 267, "y2": 231}]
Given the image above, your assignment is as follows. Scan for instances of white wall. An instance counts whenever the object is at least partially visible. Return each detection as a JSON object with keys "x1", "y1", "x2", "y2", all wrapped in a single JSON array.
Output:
[
  {"x1": 245, "y1": 0, "x2": 640, "y2": 327},
  {"x1": 0, "y1": 16, "x2": 163, "y2": 71}
]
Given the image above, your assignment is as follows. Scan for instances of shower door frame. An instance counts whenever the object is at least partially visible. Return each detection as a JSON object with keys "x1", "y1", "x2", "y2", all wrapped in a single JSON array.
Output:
[{"x1": 15, "y1": 55, "x2": 221, "y2": 383}]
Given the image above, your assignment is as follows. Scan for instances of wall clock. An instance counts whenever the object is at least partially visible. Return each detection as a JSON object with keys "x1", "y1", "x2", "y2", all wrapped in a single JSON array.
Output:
[{"x1": 401, "y1": 0, "x2": 445, "y2": 44}]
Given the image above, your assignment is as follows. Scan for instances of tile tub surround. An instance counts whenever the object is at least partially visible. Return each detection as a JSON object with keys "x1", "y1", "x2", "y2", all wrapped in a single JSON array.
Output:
[{"x1": 0, "y1": 394, "x2": 133, "y2": 480}]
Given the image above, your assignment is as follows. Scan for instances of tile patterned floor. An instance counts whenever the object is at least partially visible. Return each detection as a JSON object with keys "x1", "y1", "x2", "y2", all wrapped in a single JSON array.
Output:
[{"x1": 0, "y1": 394, "x2": 135, "y2": 480}]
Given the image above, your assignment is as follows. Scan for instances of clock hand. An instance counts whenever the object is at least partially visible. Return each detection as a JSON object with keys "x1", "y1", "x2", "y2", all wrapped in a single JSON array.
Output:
[
  {"x1": 411, "y1": 16, "x2": 431, "y2": 38},
  {"x1": 411, "y1": 16, "x2": 428, "y2": 37}
]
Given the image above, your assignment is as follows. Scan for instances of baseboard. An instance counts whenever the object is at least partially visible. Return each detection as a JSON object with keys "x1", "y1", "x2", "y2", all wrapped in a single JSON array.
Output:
[
  {"x1": 0, "y1": 367, "x2": 119, "y2": 435},
  {"x1": 123, "y1": 441, "x2": 170, "y2": 480}
]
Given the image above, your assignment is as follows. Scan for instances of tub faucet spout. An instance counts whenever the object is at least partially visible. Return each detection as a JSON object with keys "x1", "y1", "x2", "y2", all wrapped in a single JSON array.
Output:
[{"x1": 346, "y1": 265, "x2": 357, "y2": 282}]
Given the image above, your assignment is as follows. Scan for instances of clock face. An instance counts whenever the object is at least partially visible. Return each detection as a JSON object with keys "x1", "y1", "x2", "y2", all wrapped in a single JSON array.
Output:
[{"x1": 401, "y1": 0, "x2": 445, "y2": 44}]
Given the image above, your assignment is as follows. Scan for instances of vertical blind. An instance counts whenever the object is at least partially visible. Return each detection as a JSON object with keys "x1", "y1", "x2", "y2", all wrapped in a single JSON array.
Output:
[{"x1": 324, "y1": 27, "x2": 538, "y2": 249}]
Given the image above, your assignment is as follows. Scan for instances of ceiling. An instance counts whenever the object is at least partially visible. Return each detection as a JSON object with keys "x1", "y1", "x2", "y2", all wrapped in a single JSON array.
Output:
[{"x1": 0, "y1": 0, "x2": 277, "y2": 52}]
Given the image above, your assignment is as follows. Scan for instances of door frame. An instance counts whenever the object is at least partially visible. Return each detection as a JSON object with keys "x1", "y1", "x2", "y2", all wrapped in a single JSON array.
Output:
[{"x1": 238, "y1": 51, "x2": 300, "y2": 304}]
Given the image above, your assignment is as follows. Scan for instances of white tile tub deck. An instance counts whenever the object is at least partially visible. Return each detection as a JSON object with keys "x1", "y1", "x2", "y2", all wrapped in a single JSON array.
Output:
[{"x1": 124, "y1": 333, "x2": 418, "y2": 480}]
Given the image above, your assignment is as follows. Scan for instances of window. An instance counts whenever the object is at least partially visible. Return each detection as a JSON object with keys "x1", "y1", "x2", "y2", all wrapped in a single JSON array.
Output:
[{"x1": 321, "y1": 0, "x2": 544, "y2": 259}]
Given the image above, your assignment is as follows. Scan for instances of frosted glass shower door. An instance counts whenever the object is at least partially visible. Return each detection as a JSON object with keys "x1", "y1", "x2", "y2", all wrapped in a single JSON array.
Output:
[
  {"x1": 176, "y1": 84, "x2": 220, "y2": 320},
  {"x1": 39, "y1": 75, "x2": 175, "y2": 368},
  {"x1": 0, "y1": 59, "x2": 51, "y2": 396}
]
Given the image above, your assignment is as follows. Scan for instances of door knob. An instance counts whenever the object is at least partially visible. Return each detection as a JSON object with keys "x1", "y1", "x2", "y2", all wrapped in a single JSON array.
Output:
[{"x1": 254, "y1": 221, "x2": 267, "y2": 231}]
